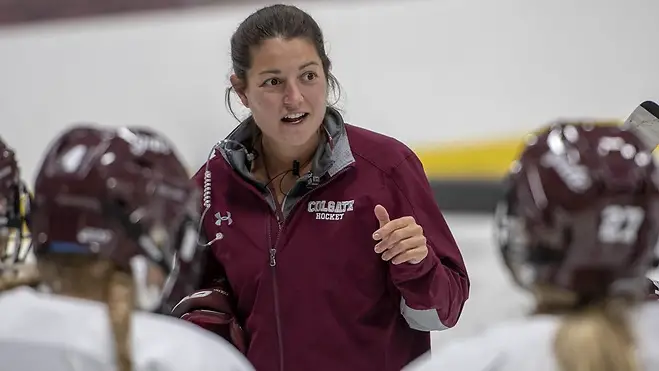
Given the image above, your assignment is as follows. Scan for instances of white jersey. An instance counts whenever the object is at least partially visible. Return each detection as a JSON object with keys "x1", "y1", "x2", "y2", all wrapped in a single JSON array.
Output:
[
  {"x1": 0, "y1": 286, "x2": 254, "y2": 371},
  {"x1": 405, "y1": 302, "x2": 659, "y2": 371}
]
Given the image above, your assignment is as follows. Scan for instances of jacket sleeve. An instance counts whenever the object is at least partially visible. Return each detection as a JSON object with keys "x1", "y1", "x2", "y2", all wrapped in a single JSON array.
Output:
[{"x1": 385, "y1": 152, "x2": 470, "y2": 331}]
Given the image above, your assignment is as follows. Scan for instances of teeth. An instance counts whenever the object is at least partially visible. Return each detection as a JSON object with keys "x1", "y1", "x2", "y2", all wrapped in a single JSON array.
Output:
[{"x1": 284, "y1": 113, "x2": 305, "y2": 119}]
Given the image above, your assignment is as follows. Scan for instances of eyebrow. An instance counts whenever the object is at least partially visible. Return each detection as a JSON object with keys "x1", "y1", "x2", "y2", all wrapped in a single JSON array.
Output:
[{"x1": 259, "y1": 61, "x2": 320, "y2": 75}]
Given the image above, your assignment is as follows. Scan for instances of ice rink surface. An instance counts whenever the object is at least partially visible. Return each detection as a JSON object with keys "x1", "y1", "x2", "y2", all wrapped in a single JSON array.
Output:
[{"x1": 431, "y1": 213, "x2": 533, "y2": 350}]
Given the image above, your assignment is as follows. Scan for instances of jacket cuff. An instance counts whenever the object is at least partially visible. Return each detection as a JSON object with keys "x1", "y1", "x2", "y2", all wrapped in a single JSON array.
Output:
[{"x1": 392, "y1": 244, "x2": 438, "y2": 281}]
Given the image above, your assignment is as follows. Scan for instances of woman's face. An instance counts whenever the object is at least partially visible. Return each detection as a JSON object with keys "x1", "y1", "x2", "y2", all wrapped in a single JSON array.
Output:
[{"x1": 233, "y1": 37, "x2": 328, "y2": 148}]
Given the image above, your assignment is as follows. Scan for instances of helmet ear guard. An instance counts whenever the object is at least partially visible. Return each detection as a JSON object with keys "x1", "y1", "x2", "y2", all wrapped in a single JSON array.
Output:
[
  {"x1": 101, "y1": 198, "x2": 179, "y2": 312},
  {"x1": 102, "y1": 197, "x2": 203, "y2": 312},
  {"x1": 1, "y1": 182, "x2": 33, "y2": 266},
  {"x1": 493, "y1": 176, "x2": 537, "y2": 290},
  {"x1": 494, "y1": 171, "x2": 583, "y2": 292},
  {"x1": 157, "y1": 214, "x2": 206, "y2": 314}
]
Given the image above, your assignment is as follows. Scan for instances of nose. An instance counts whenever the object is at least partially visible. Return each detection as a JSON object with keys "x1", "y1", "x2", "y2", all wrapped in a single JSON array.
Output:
[{"x1": 283, "y1": 80, "x2": 303, "y2": 108}]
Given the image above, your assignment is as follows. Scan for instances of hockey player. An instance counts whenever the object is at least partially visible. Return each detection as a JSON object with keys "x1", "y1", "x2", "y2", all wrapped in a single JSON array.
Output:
[
  {"x1": 405, "y1": 122, "x2": 659, "y2": 371},
  {"x1": 0, "y1": 126, "x2": 254, "y2": 371},
  {"x1": 0, "y1": 136, "x2": 37, "y2": 290}
]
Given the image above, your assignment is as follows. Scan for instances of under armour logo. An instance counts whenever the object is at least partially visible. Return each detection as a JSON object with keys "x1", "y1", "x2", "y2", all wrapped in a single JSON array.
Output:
[{"x1": 215, "y1": 211, "x2": 232, "y2": 226}]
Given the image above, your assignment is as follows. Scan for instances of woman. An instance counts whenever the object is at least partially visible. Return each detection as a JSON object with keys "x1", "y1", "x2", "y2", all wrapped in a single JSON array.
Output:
[
  {"x1": 406, "y1": 122, "x2": 659, "y2": 371},
  {"x1": 178, "y1": 4, "x2": 470, "y2": 371},
  {"x1": 0, "y1": 127, "x2": 254, "y2": 371}
]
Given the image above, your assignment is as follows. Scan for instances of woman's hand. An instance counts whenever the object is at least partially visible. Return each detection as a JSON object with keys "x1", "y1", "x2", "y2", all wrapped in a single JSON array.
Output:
[{"x1": 372, "y1": 205, "x2": 428, "y2": 265}]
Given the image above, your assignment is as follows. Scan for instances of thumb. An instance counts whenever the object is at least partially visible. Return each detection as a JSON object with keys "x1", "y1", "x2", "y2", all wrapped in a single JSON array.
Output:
[{"x1": 374, "y1": 204, "x2": 390, "y2": 227}]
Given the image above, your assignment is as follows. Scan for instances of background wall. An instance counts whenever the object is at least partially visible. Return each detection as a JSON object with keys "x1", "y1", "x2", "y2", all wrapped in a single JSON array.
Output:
[{"x1": 1, "y1": 0, "x2": 658, "y2": 211}]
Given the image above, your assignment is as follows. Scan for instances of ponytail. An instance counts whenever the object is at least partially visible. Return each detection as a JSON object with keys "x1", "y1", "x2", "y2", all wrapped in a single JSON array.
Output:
[
  {"x1": 107, "y1": 269, "x2": 134, "y2": 371},
  {"x1": 38, "y1": 255, "x2": 135, "y2": 371},
  {"x1": 0, "y1": 264, "x2": 39, "y2": 291},
  {"x1": 554, "y1": 299, "x2": 637, "y2": 371}
]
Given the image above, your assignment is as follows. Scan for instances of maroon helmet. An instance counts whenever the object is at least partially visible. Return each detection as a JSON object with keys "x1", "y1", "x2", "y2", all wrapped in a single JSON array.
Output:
[
  {"x1": 0, "y1": 137, "x2": 32, "y2": 268},
  {"x1": 494, "y1": 122, "x2": 659, "y2": 300},
  {"x1": 31, "y1": 125, "x2": 204, "y2": 311}
]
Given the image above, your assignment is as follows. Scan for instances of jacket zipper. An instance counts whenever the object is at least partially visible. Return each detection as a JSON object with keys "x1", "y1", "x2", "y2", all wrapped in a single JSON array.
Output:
[
  {"x1": 266, "y1": 167, "x2": 351, "y2": 371},
  {"x1": 269, "y1": 195, "x2": 285, "y2": 371}
]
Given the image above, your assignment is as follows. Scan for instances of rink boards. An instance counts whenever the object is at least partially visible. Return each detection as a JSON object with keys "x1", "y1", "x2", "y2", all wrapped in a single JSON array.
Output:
[
  {"x1": 416, "y1": 136, "x2": 521, "y2": 213},
  {"x1": 415, "y1": 120, "x2": 659, "y2": 213}
]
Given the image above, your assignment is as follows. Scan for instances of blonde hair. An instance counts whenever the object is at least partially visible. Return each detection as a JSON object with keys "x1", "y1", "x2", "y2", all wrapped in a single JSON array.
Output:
[
  {"x1": 534, "y1": 285, "x2": 638, "y2": 371},
  {"x1": 0, "y1": 234, "x2": 40, "y2": 292},
  {"x1": 38, "y1": 255, "x2": 135, "y2": 371},
  {"x1": 0, "y1": 264, "x2": 40, "y2": 291}
]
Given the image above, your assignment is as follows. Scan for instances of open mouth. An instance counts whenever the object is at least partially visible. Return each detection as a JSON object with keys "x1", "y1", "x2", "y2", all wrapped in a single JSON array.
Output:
[{"x1": 281, "y1": 112, "x2": 309, "y2": 125}]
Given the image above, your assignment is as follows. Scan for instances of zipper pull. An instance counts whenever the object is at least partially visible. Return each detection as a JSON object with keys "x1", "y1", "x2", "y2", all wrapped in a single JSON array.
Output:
[
  {"x1": 269, "y1": 248, "x2": 277, "y2": 267},
  {"x1": 275, "y1": 211, "x2": 284, "y2": 228}
]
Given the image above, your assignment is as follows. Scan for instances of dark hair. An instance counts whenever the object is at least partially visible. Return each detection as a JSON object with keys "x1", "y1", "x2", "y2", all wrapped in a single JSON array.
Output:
[{"x1": 225, "y1": 4, "x2": 342, "y2": 121}]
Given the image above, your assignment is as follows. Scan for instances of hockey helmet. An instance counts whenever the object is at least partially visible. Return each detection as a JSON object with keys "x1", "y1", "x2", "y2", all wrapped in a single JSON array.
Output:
[
  {"x1": 494, "y1": 121, "x2": 659, "y2": 299},
  {"x1": 31, "y1": 125, "x2": 205, "y2": 311}
]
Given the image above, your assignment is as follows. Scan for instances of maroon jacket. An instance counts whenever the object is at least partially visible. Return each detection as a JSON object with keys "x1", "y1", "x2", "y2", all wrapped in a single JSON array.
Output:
[{"x1": 193, "y1": 108, "x2": 470, "y2": 371}]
